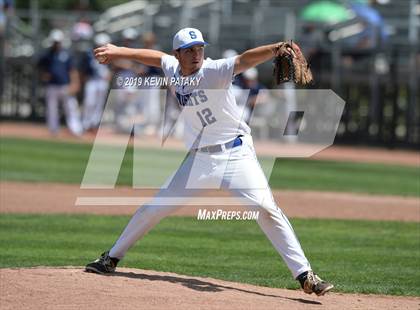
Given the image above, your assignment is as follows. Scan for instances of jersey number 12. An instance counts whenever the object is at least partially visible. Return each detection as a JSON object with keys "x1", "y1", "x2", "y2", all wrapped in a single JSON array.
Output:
[{"x1": 196, "y1": 108, "x2": 216, "y2": 127}]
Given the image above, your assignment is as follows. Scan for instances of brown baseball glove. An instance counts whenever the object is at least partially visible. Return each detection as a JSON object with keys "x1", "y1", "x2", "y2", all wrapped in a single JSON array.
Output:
[{"x1": 273, "y1": 41, "x2": 313, "y2": 86}]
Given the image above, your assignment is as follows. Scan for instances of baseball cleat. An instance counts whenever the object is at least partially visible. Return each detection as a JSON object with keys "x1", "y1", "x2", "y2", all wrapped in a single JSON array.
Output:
[
  {"x1": 298, "y1": 270, "x2": 334, "y2": 296},
  {"x1": 85, "y1": 251, "x2": 119, "y2": 274}
]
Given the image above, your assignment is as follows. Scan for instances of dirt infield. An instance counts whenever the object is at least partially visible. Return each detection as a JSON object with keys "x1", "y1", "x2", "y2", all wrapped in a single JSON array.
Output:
[
  {"x1": 1, "y1": 185, "x2": 419, "y2": 310},
  {"x1": 1, "y1": 122, "x2": 419, "y2": 308},
  {"x1": 1, "y1": 122, "x2": 419, "y2": 167},
  {"x1": 1, "y1": 267, "x2": 419, "y2": 310},
  {"x1": 1, "y1": 181, "x2": 419, "y2": 222}
]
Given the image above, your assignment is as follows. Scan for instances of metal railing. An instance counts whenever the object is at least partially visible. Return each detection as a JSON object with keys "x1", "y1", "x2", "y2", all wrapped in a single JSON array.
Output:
[{"x1": 1, "y1": 1, "x2": 418, "y2": 148}]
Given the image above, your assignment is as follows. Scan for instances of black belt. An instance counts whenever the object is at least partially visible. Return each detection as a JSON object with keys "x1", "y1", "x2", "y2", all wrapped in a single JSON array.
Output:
[{"x1": 196, "y1": 136, "x2": 243, "y2": 154}]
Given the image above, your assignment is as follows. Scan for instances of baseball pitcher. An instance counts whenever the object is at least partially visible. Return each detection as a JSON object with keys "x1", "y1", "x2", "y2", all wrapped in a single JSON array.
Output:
[{"x1": 85, "y1": 27, "x2": 333, "y2": 296}]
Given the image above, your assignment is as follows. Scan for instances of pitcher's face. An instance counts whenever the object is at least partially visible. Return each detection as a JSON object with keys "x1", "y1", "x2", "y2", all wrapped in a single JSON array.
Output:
[{"x1": 174, "y1": 44, "x2": 205, "y2": 75}]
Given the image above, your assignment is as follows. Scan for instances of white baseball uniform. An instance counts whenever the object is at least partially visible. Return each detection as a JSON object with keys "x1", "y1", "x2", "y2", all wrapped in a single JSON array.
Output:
[
  {"x1": 82, "y1": 54, "x2": 110, "y2": 130},
  {"x1": 109, "y1": 55, "x2": 311, "y2": 279},
  {"x1": 46, "y1": 85, "x2": 83, "y2": 136}
]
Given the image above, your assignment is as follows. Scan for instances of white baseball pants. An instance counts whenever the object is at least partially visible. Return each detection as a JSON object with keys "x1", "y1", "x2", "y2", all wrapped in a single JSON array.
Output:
[
  {"x1": 109, "y1": 134, "x2": 311, "y2": 278},
  {"x1": 46, "y1": 85, "x2": 83, "y2": 136},
  {"x1": 82, "y1": 79, "x2": 109, "y2": 130}
]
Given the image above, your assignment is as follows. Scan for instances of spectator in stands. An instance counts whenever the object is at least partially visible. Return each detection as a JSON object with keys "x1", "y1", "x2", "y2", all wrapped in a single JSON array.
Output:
[
  {"x1": 299, "y1": 24, "x2": 325, "y2": 84},
  {"x1": 38, "y1": 29, "x2": 83, "y2": 136},
  {"x1": 237, "y1": 67, "x2": 267, "y2": 125},
  {"x1": 111, "y1": 28, "x2": 142, "y2": 134},
  {"x1": 136, "y1": 32, "x2": 163, "y2": 135},
  {"x1": 80, "y1": 33, "x2": 112, "y2": 132},
  {"x1": 71, "y1": 19, "x2": 94, "y2": 111},
  {"x1": 223, "y1": 49, "x2": 251, "y2": 121}
]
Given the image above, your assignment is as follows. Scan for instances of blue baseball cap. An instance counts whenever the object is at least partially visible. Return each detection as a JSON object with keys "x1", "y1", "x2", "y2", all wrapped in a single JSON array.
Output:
[{"x1": 173, "y1": 28, "x2": 209, "y2": 50}]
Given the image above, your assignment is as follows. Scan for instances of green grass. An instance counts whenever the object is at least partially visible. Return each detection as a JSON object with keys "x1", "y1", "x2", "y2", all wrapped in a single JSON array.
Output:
[
  {"x1": 269, "y1": 159, "x2": 419, "y2": 196},
  {"x1": 1, "y1": 137, "x2": 418, "y2": 196},
  {"x1": 0, "y1": 214, "x2": 418, "y2": 296}
]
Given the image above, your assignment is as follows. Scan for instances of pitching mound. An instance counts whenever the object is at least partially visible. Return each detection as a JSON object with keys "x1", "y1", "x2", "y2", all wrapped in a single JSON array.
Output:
[{"x1": 1, "y1": 267, "x2": 418, "y2": 310}]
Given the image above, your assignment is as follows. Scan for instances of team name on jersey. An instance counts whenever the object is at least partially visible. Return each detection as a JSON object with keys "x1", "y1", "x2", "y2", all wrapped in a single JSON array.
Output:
[{"x1": 176, "y1": 90, "x2": 208, "y2": 106}]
